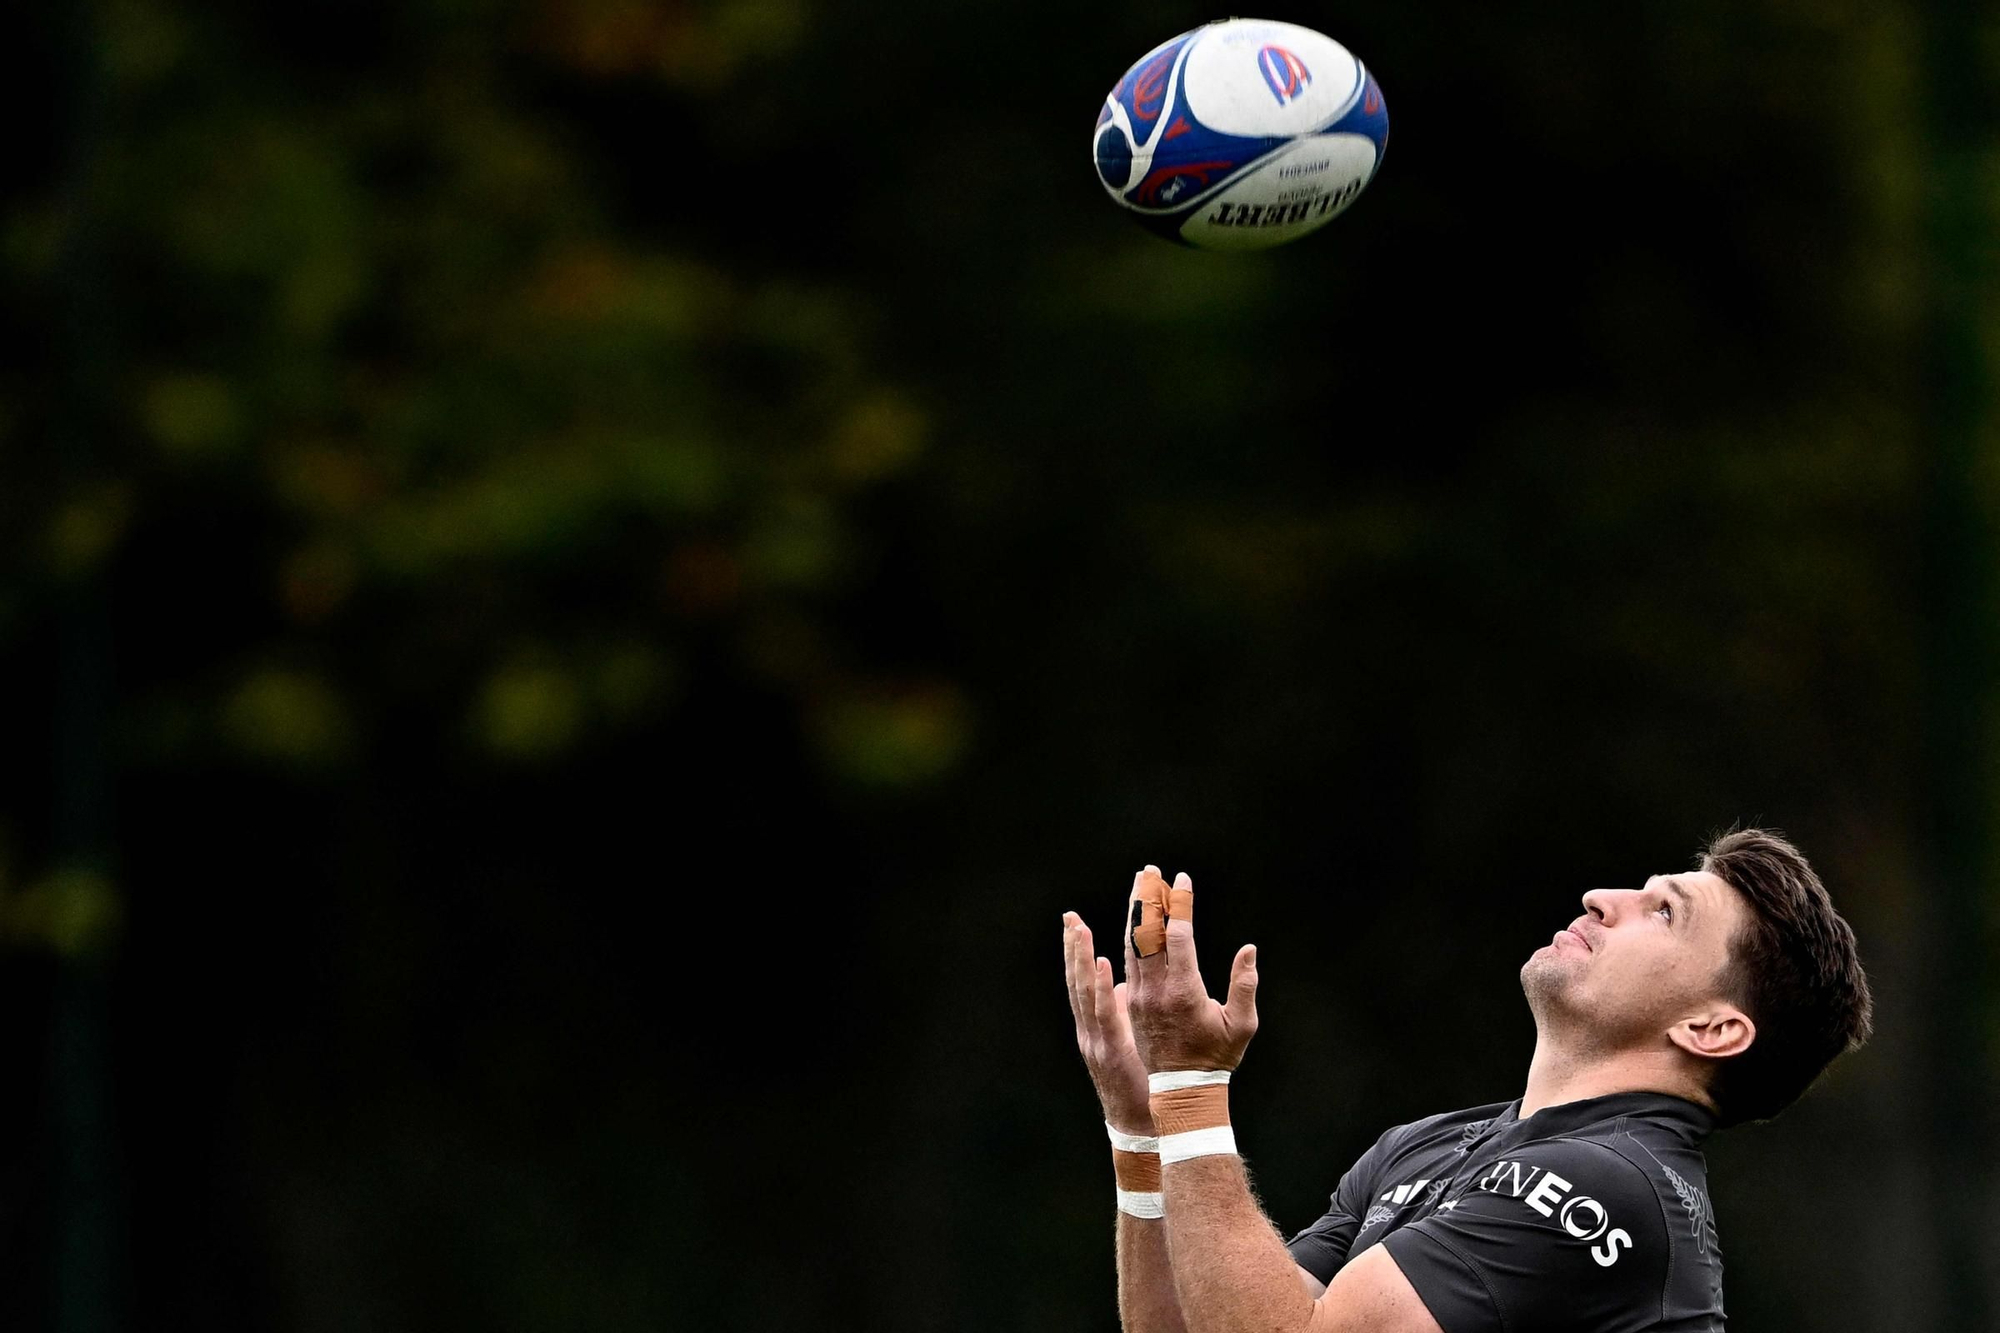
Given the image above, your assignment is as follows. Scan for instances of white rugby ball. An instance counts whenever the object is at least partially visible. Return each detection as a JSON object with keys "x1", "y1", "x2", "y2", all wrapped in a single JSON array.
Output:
[{"x1": 1091, "y1": 19, "x2": 1390, "y2": 250}]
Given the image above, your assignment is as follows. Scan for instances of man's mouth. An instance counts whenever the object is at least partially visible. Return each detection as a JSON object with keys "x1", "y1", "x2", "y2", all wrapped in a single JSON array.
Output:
[{"x1": 1559, "y1": 924, "x2": 1592, "y2": 951}]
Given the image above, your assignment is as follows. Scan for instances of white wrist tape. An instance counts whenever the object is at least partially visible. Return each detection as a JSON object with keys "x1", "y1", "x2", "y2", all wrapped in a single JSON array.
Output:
[
  {"x1": 1159, "y1": 1124, "x2": 1239, "y2": 1164},
  {"x1": 1148, "y1": 1069, "x2": 1232, "y2": 1093},
  {"x1": 1105, "y1": 1122, "x2": 1160, "y2": 1153},
  {"x1": 1107, "y1": 1122, "x2": 1164, "y2": 1218},
  {"x1": 1148, "y1": 1070, "x2": 1237, "y2": 1164},
  {"x1": 1117, "y1": 1188, "x2": 1166, "y2": 1219}
]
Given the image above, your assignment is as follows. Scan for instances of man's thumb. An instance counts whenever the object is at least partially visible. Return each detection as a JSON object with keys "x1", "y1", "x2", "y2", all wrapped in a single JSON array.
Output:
[{"x1": 1225, "y1": 944, "x2": 1259, "y2": 1025}]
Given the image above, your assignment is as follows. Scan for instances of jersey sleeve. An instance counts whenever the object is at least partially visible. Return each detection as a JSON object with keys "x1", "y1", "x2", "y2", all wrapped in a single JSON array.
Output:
[
  {"x1": 1286, "y1": 1128, "x2": 1397, "y2": 1284},
  {"x1": 1379, "y1": 1139, "x2": 1669, "y2": 1333}
]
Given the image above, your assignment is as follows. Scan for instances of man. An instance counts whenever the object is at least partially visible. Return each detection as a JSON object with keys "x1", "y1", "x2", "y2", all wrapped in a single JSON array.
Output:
[{"x1": 1060, "y1": 828, "x2": 1871, "y2": 1332}]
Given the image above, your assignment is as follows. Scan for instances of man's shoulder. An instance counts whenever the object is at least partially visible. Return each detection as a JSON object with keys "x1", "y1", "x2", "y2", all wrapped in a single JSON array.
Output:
[
  {"x1": 1468, "y1": 1134, "x2": 1673, "y2": 1231},
  {"x1": 1358, "y1": 1095, "x2": 1727, "y2": 1329},
  {"x1": 1552, "y1": 1119, "x2": 1719, "y2": 1267},
  {"x1": 1373, "y1": 1099, "x2": 1517, "y2": 1155},
  {"x1": 1486, "y1": 1108, "x2": 1723, "y2": 1288},
  {"x1": 1530, "y1": 1100, "x2": 1717, "y2": 1226},
  {"x1": 1347, "y1": 1100, "x2": 1518, "y2": 1203}
]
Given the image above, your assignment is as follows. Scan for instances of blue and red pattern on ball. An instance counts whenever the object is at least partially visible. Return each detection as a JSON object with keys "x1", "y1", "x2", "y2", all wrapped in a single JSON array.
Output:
[
  {"x1": 1093, "y1": 118, "x2": 1134, "y2": 196},
  {"x1": 1257, "y1": 44, "x2": 1313, "y2": 105},
  {"x1": 1117, "y1": 116, "x2": 1284, "y2": 242},
  {"x1": 1334, "y1": 68, "x2": 1390, "y2": 161},
  {"x1": 1094, "y1": 30, "x2": 1390, "y2": 247},
  {"x1": 1094, "y1": 31, "x2": 1206, "y2": 200},
  {"x1": 1109, "y1": 31, "x2": 1196, "y2": 142},
  {"x1": 1093, "y1": 31, "x2": 1287, "y2": 242},
  {"x1": 1143, "y1": 63, "x2": 1389, "y2": 245}
]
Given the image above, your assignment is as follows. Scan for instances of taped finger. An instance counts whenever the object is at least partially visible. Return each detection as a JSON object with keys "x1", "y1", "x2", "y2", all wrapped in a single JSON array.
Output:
[{"x1": 1130, "y1": 867, "x2": 1169, "y2": 957}]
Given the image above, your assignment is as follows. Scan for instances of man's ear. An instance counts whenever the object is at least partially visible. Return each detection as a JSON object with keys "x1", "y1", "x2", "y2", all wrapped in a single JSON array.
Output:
[{"x1": 1668, "y1": 1007, "x2": 1756, "y2": 1062}]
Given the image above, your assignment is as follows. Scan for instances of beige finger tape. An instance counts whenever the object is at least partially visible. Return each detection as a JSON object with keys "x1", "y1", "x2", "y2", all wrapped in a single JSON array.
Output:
[
  {"x1": 1129, "y1": 869, "x2": 1168, "y2": 957},
  {"x1": 1129, "y1": 871, "x2": 1194, "y2": 957}
]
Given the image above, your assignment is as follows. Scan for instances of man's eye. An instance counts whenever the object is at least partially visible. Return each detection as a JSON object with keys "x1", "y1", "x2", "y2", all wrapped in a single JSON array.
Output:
[{"x1": 1657, "y1": 904, "x2": 1673, "y2": 922}]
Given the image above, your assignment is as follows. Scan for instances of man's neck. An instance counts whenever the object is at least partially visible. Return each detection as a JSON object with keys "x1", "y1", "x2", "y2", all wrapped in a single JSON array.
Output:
[{"x1": 1519, "y1": 1036, "x2": 1712, "y2": 1119}]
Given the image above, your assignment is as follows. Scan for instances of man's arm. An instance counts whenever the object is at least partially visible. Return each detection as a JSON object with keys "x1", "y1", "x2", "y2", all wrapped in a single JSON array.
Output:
[
  {"x1": 1120, "y1": 868, "x2": 1442, "y2": 1333},
  {"x1": 1064, "y1": 904, "x2": 1191, "y2": 1333},
  {"x1": 1117, "y1": 1212, "x2": 1326, "y2": 1331},
  {"x1": 1162, "y1": 1152, "x2": 1440, "y2": 1333},
  {"x1": 1118, "y1": 1214, "x2": 1189, "y2": 1333}
]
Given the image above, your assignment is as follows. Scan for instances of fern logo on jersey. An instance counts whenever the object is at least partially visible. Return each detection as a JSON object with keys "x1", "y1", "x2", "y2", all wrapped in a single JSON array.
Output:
[{"x1": 1659, "y1": 1161, "x2": 1710, "y2": 1252}]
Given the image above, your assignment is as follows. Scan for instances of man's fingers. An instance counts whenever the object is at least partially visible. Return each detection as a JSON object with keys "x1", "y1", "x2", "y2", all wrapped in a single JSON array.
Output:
[
  {"x1": 1164, "y1": 871, "x2": 1200, "y2": 984},
  {"x1": 1061, "y1": 913, "x2": 1079, "y2": 1017},
  {"x1": 1224, "y1": 942, "x2": 1259, "y2": 1034},
  {"x1": 1121, "y1": 872, "x2": 1143, "y2": 996},
  {"x1": 1093, "y1": 956, "x2": 1120, "y2": 1033},
  {"x1": 1074, "y1": 918, "x2": 1100, "y2": 1026},
  {"x1": 1130, "y1": 866, "x2": 1169, "y2": 958},
  {"x1": 1064, "y1": 913, "x2": 1100, "y2": 1027},
  {"x1": 1061, "y1": 913, "x2": 1088, "y2": 1025}
]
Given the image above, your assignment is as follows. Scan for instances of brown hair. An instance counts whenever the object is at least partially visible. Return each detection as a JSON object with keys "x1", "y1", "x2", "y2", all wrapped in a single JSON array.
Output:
[{"x1": 1699, "y1": 828, "x2": 1873, "y2": 1125}]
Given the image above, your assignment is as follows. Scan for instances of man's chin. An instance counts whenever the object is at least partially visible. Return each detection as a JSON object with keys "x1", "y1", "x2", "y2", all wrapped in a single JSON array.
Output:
[
  {"x1": 1519, "y1": 951, "x2": 1581, "y2": 1005},
  {"x1": 1520, "y1": 946, "x2": 1564, "y2": 978}
]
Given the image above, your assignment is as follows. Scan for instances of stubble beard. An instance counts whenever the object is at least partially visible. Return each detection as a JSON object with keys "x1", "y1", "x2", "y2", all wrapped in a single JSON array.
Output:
[
  {"x1": 1520, "y1": 952, "x2": 1599, "y2": 1046},
  {"x1": 1521, "y1": 951, "x2": 1660, "y2": 1062}
]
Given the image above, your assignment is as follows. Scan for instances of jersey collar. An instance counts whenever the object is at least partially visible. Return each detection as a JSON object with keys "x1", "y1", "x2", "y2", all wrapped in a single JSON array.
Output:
[{"x1": 1503, "y1": 1089, "x2": 1717, "y2": 1144}]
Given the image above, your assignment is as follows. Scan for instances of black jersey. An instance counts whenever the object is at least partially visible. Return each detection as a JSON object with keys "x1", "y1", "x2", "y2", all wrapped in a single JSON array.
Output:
[{"x1": 1286, "y1": 1091, "x2": 1724, "y2": 1333}]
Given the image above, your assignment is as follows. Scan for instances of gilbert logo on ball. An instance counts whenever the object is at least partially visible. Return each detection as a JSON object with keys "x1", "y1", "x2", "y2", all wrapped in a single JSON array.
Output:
[{"x1": 1092, "y1": 18, "x2": 1389, "y2": 250}]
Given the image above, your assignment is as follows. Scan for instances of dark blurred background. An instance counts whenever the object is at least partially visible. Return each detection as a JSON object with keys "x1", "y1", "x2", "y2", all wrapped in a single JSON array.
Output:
[{"x1": 5, "y1": 0, "x2": 1998, "y2": 1328}]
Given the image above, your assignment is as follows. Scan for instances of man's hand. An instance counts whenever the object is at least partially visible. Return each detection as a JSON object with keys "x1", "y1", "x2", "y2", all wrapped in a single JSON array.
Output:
[
  {"x1": 1063, "y1": 902, "x2": 1154, "y2": 1133},
  {"x1": 1124, "y1": 866, "x2": 1259, "y2": 1073}
]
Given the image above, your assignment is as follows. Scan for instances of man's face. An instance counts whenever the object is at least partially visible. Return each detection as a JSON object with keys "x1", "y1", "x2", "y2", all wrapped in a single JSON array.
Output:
[{"x1": 1520, "y1": 871, "x2": 1751, "y2": 1051}]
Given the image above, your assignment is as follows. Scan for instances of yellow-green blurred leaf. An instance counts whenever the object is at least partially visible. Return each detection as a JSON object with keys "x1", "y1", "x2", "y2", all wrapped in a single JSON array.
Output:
[
  {"x1": 815, "y1": 686, "x2": 970, "y2": 788},
  {"x1": 744, "y1": 496, "x2": 842, "y2": 589},
  {"x1": 476, "y1": 662, "x2": 584, "y2": 758},
  {"x1": 596, "y1": 645, "x2": 679, "y2": 720},
  {"x1": 827, "y1": 392, "x2": 926, "y2": 484},
  {"x1": 222, "y1": 669, "x2": 354, "y2": 765},
  {"x1": 46, "y1": 486, "x2": 135, "y2": 579},
  {"x1": 0, "y1": 869, "x2": 123, "y2": 958},
  {"x1": 144, "y1": 373, "x2": 242, "y2": 458},
  {"x1": 102, "y1": 0, "x2": 187, "y2": 84},
  {"x1": 281, "y1": 544, "x2": 360, "y2": 622}
]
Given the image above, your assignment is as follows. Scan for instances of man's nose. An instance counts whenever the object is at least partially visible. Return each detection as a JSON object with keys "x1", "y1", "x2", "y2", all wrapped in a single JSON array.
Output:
[{"x1": 1579, "y1": 887, "x2": 1632, "y2": 923}]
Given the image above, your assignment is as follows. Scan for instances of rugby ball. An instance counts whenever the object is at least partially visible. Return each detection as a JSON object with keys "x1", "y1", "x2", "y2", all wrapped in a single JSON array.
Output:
[{"x1": 1092, "y1": 19, "x2": 1389, "y2": 250}]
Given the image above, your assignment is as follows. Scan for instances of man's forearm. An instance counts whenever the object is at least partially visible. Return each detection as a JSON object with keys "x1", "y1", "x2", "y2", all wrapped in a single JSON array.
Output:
[
  {"x1": 1118, "y1": 1215, "x2": 1190, "y2": 1333},
  {"x1": 1161, "y1": 1155, "x2": 1316, "y2": 1333}
]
